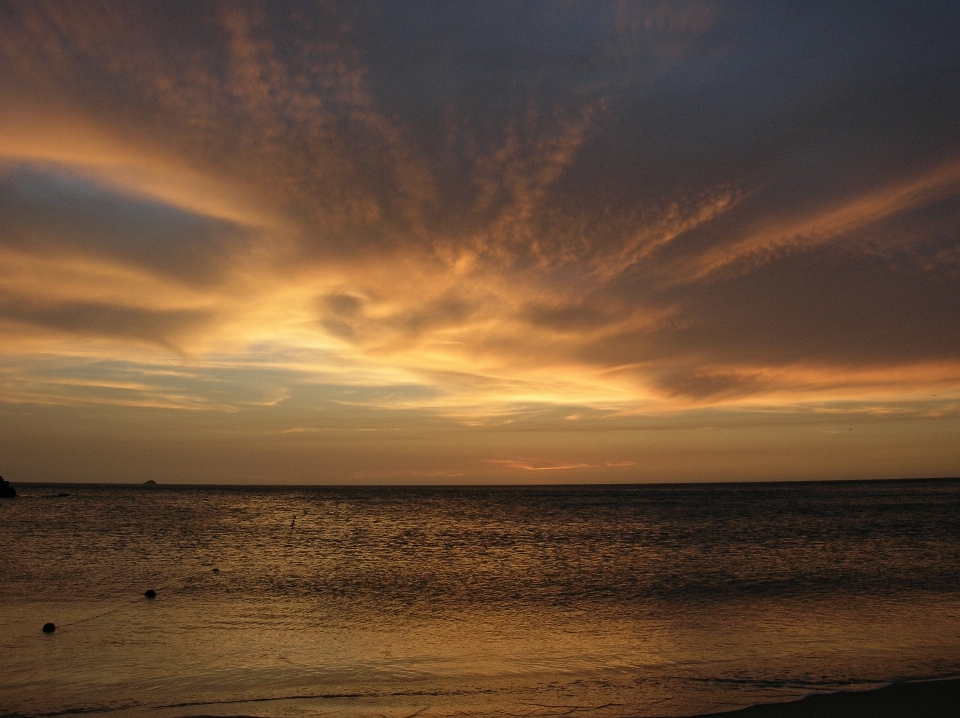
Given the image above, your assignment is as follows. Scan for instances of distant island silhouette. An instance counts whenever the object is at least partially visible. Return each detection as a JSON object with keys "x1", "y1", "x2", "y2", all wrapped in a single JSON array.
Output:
[
  {"x1": 0, "y1": 477, "x2": 16, "y2": 498},
  {"x1": 143, "y1": 480, "x2": 157, "y2": 485}
]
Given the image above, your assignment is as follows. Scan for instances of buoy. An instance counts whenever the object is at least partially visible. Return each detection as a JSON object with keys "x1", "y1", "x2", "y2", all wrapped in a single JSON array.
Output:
[
  {"x1": 144, "y1": 589, "x2": 157, "y2": 599},
  {"x1": 42, "y1": 622, "x2": 56, "y2": 633},
  {"x1": 211, "y1": 568, "x2": 220, "y2": 574}
]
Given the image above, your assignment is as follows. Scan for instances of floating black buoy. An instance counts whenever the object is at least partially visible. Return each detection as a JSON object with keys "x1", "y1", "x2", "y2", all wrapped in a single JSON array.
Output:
[
  {"x1": 211, "y1": 568, "x2": 220, "y2": 574},
  {"x1": 144, "y1": 589, "x2": 157, "y2": 599},
  {"x1": 42, "y1": 622, "x2": 56, "y2": 633}
]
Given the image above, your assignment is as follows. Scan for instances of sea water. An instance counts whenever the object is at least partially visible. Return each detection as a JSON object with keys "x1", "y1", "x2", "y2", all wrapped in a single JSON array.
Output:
[{"x1": 2, "y1": 480, "x2": 960, "y2": 717}]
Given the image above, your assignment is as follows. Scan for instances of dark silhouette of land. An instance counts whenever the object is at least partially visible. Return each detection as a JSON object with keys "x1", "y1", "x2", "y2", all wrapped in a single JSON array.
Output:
[
  {"x1": 675, "y1": 678, "x2": 960, "y2": 718},
  {"x1": 0, "y1": 477, "x2": 16, "y2": 498}
]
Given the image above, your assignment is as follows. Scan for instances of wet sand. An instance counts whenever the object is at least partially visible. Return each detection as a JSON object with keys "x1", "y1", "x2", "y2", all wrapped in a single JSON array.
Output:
[{"x1": 678, "y1": 677, "x2": 960, "y2": 718}]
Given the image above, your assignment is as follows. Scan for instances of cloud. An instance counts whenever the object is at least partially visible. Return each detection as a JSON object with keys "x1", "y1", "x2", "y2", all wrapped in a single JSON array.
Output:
[
  {"x1": 484, "y1": 459, "x2": 594, "y2": 471},
  {"x1": 482, "y1": 458, "x2": 636, "y2": 471},
  {"x1": 1, "y1": 0, "x2": 959, "y2": 425},
  {"x1": 0, "y1": 293, "x2": 213, "y2": 351},
  {"x1": 0, "y1": 164, "x2": 264, "y2": 286},
  {"x1": 668, "y1": 159, "x2": 960, "y2": 285}
]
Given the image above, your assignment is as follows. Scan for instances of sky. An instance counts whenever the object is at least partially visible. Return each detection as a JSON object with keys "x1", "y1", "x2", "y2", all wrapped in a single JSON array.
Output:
[{"x1": 1, "y1": 1, "x2": 959, "y2": 484}]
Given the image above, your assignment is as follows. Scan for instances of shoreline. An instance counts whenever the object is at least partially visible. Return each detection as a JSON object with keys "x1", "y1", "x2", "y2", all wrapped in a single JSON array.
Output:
[{"x1": 673, "y1": 677, "x2": 960, "y2": 718}]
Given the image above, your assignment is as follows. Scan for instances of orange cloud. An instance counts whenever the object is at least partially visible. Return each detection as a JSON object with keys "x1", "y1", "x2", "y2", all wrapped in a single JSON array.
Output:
[
  {"x1": 484, "y1": 459, "x2": 594, "y2": 471},
  {"x1": 673, "y1": 158, "x2": 960, "y2": 285}
]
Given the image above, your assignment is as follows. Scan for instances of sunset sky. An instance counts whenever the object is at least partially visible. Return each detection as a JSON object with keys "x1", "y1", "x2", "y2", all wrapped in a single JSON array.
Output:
[{"x1": 1, "y1": 1, "x2": 959, "y2": 483}]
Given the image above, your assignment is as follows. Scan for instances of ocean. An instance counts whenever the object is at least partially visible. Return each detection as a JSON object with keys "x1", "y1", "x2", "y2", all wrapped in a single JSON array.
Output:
[{"x1": 2, "y1": 480, "x2": 959, "y2": 717}]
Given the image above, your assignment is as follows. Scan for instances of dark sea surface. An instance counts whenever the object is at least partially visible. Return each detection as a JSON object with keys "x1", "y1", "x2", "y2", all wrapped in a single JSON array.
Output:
[{"x1": 2, "y1": 480, "x2": 960, "y2": 717}]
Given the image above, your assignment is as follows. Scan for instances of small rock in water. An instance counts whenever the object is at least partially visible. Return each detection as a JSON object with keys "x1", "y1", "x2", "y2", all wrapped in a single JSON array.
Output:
[
  {"x1": 42, "y1": 622, "x2": 56, "y2": 633},
  {"x1": 144, "y1": 589, "x2": 157, "y2": 598}
]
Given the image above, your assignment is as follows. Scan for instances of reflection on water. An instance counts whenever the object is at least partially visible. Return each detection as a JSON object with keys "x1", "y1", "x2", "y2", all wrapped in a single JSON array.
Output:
[{"x1": 2, "y1": 481, "x2": 960, "y2": 717}]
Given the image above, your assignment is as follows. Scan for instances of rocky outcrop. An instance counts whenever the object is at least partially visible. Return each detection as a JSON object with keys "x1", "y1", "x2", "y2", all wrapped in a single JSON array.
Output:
[{"x1": 0, "y1": 477, "x2": 15, "y2": 498}]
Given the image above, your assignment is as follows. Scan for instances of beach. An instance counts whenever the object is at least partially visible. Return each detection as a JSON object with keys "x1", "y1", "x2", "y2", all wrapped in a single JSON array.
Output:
[{"x1": 679, "y1": 677, "x2": 960, "y2": 718}]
